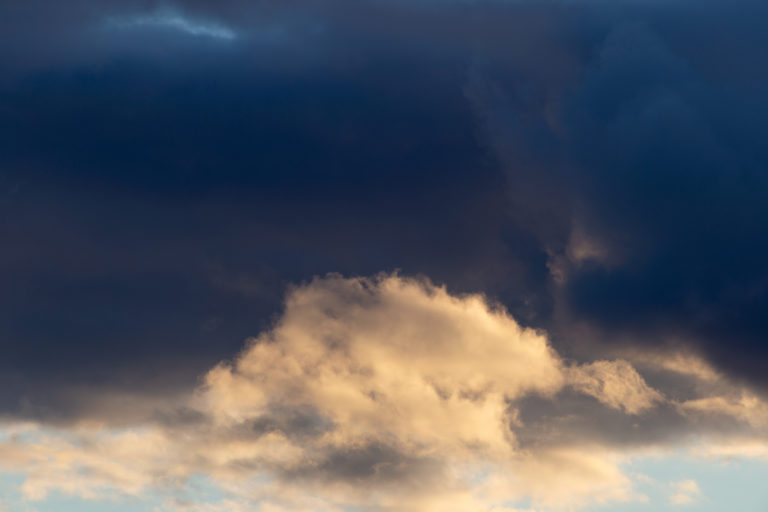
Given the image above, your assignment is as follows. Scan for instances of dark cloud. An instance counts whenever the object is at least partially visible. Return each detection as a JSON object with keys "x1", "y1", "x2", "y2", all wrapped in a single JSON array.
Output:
[
  {"x1": 1, "y1": 0, "x2": 767, "y2": 421},
  {"x1": 249, "y1": 405, "x2": 335, "y2": 441},
  {"x1": 469, "y1": 1, "x2": 768, "y2": 388},
  {"x1": 513, "y1": 388, "x2": 749, "y2": 451},
  {"x1": 281, "y1": 442, "x2": 441, "y2": 488}
]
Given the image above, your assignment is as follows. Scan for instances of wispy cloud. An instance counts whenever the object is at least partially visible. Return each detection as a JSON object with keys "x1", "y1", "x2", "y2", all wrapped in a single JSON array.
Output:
[
  {"x1": 668, "y1": 479, "x2": 701, "y2": 506},
  {"x1": 105, "y1": 11, "x2": 237, "y2": 40}
]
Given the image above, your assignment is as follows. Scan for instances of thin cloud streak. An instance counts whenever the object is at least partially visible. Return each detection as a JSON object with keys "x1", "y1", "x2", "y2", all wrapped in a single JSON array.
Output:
[{"x1": 105, "y1": 12, "x2": 237, "y2": 40}]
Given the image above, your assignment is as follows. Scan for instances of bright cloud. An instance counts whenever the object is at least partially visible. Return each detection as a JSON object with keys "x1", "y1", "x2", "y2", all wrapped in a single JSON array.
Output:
[
  {"x1": 0, "y1": 275, "x2": 766, "y2": 511},
  {"x1": 568, "y1": 360, "x2": 663, "y2": 415}
]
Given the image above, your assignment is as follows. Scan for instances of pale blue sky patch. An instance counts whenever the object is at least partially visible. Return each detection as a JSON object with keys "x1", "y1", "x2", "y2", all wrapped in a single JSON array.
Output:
[
  {"x1": 2, "y1": 454, "x2": 768, "y2": 512},
  {"x1": 591, "y1": 452, "x2": 768, "y2": 512}
]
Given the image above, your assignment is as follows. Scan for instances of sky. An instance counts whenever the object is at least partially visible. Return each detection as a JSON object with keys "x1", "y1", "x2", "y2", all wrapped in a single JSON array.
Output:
[{"x1": 1, "y1": 0, "x2": 768, "y2": 510}]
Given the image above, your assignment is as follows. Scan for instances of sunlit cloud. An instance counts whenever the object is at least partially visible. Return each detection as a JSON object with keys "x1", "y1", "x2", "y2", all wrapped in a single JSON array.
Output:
[
  {"x1": 0, "y1": 275, "x2": 767, "y2": 511},
  {"x1": 668, "y1": 479, "x2": 701, "y2": 506}
]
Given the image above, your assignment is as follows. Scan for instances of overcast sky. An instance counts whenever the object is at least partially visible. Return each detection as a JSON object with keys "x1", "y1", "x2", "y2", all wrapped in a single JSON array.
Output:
[{"x1": 1, "y1": 1, "x2": 768, "y2": 511}]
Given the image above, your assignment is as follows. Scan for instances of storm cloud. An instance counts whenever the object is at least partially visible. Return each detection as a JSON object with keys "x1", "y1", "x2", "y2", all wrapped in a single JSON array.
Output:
[
  {"x1": 1, "y1": 0, "x2": 765, "y2": 418},
  {"x1": 1, "y1": 0, "x2": 768, "y2": 509}
]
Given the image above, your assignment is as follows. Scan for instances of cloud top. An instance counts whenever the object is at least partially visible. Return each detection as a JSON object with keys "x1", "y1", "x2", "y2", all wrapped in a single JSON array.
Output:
[{"x1": 201, "y1": 274, "x2": 564, "y2": 450}]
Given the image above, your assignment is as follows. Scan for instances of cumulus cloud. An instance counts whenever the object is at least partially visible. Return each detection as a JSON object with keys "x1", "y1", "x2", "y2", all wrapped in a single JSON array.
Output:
[
  {"x1": 199, "y1": 274, "x2": 564, "y2": 449},
  {"x1": 0, "y1": 274, "x2": 765, "y2": 511},
  {"x1": 0, "y1": 274, "x2": 660, "y2": 511},
  {"x1": 190, "y1": 274, "x2": 657, "y2": 510}
]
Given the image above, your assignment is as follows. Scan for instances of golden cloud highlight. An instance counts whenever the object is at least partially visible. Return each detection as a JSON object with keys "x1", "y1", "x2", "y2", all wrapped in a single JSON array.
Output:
[{"x1": 1, "y1": 274, "x2": 747, "y2": 512}]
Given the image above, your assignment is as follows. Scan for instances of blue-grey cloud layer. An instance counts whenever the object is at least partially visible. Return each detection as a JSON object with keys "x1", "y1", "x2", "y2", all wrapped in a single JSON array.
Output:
[{"x1": 1, "y1": 0, "x2": 768, "y2": 420}]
